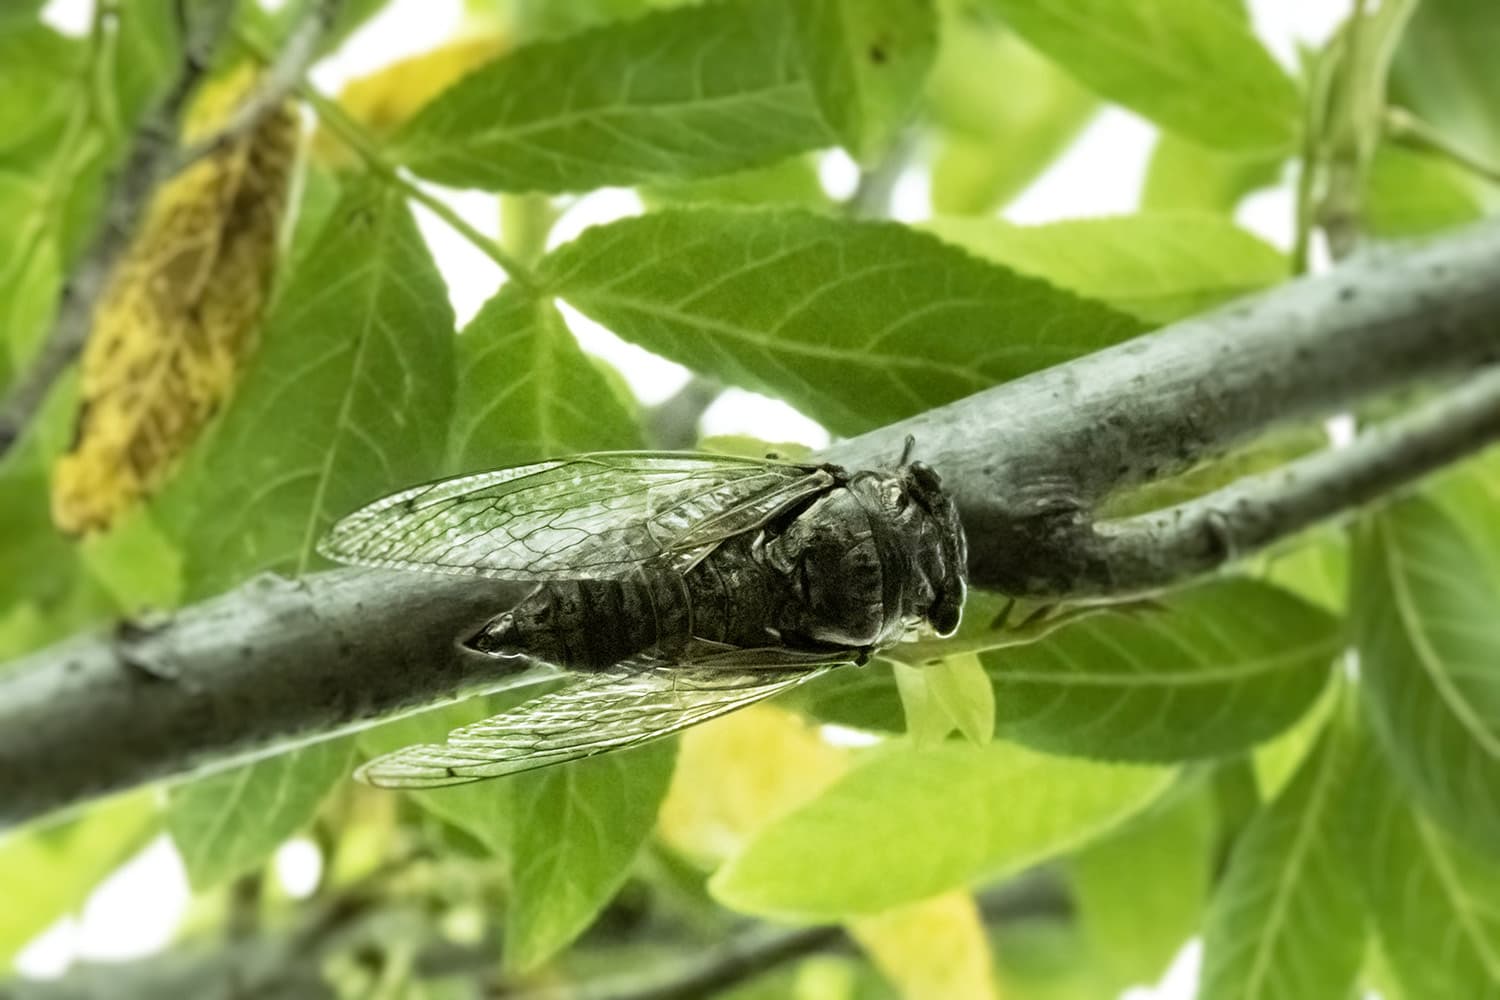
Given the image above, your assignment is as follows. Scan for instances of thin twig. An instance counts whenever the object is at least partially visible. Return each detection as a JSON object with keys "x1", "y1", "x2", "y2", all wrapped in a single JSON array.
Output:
[
  {"x1": 1072, "y1": 364, "x2": 1500, "y2": 593},
  {"x1": 0, "y1": 0, "x2": 236, "y2": 459},
  {"x1": 645, "y1": 376, "x2": 721, "y2": 450},
  {"x1": 1385, "y1": 106, "x2": 1500, "y2": 185},
  {"x1": 844, "y1": 129, "x2": 917, "y2": 221},
  {"x1": 175, "y1": 0, "x2": 342, "y2": 170}
]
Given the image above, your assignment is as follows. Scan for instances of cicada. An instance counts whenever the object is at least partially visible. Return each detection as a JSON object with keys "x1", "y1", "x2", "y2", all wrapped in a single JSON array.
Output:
[{"x1": 318, "y1": 447, "x2": 968, "y2": 787}]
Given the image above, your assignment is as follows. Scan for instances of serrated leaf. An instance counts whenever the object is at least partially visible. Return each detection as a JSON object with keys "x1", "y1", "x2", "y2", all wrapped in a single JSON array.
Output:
[
  {"x1": 0, "y1": 791, "x2": 157, "y2": 965},
  {"x1": 1344, "y1": 718, "x2": 1500, "y2": 999},
  {"x1": 1140, "y1": 133, "x2": 1284, "y2": 215},
  {"x1": 1363, "y1": 142, "x2": 1485, "y2": 238},
  {"x1": 1068, "y1": 788, "x2": 1213, "y2": 990},
  {"x1": 53, "y1": 69, "x2": 300, "y2": 534},
  {"x1": 1391, "y1": 0, "x2": 1500, "y2": 164},
  {"x1": 928, "y1": 12, "x2": 1095, "y2": 215},
  {"x1": 983, "y1": 0, "x2": 1299, "y2": 153},
  {"x1": 451, "y1": 284, "x2": 640, "y2": 473},
  {"x1": 169, "y1": 176, "x2": 455, "y2": 599},
  {"x1": 1199, "y1": 715, "x2": 1365, "y2": 1000},
  {"x1": 805, "y1": 580, "x2": 1337, "y2": 761},
  {"x1": 1352, "y1": 491, "x2": 1500, "y2": 855},
  {"x1": 541, "y1": 207, "x2": 1143, "y2": 435},
  {"x1": 168, "y1": 738, "x2": 355, "y2": 889},
  {"x1": 710, "y1": 742, "x2": 1170, "y2": 921},
  {"x1": 929, "y1": 213, "x2": 1287, "y2": 324},
  {"x1": 396, "y1": 0, "x2": 833, "y2": 192},
  {"x1": 849, "y1": 892, "x2": 999, "y2": 1000},
  {"x1": 793, "y1": 0, "x2": 937, "y2": 163},
  {"x1": 506, "y1": 741, "x2": 676, "y2": 972}
]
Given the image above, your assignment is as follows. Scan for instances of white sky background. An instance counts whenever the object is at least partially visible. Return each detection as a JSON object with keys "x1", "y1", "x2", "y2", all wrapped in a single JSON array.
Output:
[{"x1": 23, "y1": 0, "x2": 1354, "y2": 991}]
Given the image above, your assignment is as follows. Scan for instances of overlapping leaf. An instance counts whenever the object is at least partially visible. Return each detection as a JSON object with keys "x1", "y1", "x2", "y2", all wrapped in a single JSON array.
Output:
[
  {"x1": 451, "y1": 284, "x2": 640, "y2": 474},
  {"x1": 1199, "y1": 715, "x2": 1365, "y2": 1000},
  {"x1": 983, "y1": 0, "x2": 1300, "y2": 152},
  {"x1": 170, "y1": 176, "x2": 455, "y2": 598},
  {"x1": 541, "y1": 207, "x2": 1143, "y2": 435},
  {"x1": 804, "y1": 580, "x2": 1336, "y2": 761},
  {"x1": 396, "y1": 0, "x2": 834, "y2": 192},
  {"x1": 711, "y1": 742, "x2": 1169, "y2": 920},
  {"x1": 1140, "y1": 134, "x2": 1283, "y2": 215},
  {"x1": 929, "y1": 214, "x2": 1287, "y2": 324}
]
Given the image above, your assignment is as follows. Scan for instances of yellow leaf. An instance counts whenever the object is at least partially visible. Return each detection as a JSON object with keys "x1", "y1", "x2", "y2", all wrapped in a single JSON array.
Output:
[
  {"x1": 313, "y1": 36, "x2": 508, "y2": 167},
  {"x1": 51, "y1": 67, "x2": 297, "y2": 534},
  {"x1": 849, "y1": 892, "x2": 1000, "y2": 1000},
  {"x1": 658, "y1": 704, "x2": 850, "y2": 866}
]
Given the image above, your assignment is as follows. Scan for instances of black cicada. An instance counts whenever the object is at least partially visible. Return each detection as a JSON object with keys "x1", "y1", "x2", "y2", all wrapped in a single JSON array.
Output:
[{"x1": 318, "y1": 447, "x2": 967, "y2": 787}]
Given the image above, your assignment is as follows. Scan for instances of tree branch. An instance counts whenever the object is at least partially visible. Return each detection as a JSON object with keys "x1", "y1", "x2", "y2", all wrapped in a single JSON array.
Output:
[
  {"x1": 0, "y1": 0, "x2": 235, "y2": 459},
  {"x1": 4, "y1": 218, "x2": 1500, "y2": 827}
]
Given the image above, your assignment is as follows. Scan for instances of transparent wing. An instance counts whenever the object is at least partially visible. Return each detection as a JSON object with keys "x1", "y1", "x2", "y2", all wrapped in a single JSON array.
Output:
[
  {"x1": 356, "y1": 657, "x2": 843, "y2": 788},
  {"x1": 318, "y1": 451, "x2": 833, "y2": 581}
]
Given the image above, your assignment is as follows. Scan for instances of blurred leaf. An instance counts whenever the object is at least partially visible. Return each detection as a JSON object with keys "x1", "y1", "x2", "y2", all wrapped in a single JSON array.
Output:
[
  {"x1": 1391, "y1": 0, "x2": 1500, "y2": 164},
  {"x1": 169, "y1": 738, "x2": 355, "y2": 889},
  {"x1": 110, "y1": 0, "x2": 179, "y2": 132},
  {"x1": 358, "y1": 700, "x2": 520, "y2": 856},
  {"x1": 1260, "y1": 531, "x2": 1349, "y2": 614},
  {"x1": 0, "y1": 445, "x2": 78, "y2": 611},
  {"x1": 1068, "y1": 788, "x2": 1213, "y2": 990},
  {"x1": 0, "y1": 19, "x2": 86, "y2": 164},
  {"x1": 0, "y1": 792, "x2": 157, "y2": 966},
  {"x1": 79, "y1": 507, "x2": 181, "y2": 612},
  {"x1": 506, "y1": 741, "x2": 677, "y2": 972},
  {"x1": 711, "y1": 742, "x2": 1170, "y2": 920},
  {"x1": 396, "y1": 0, "x2": 834, "y2": 192},
  {"x1": 506, "y1": 0, "x2": 690, "y2": 41},
  {"x1": 894, "y1": 658, "x2": 956, "y2": 747},
  {"x1": 313, "y1": 36, "x2": 509, "y2": 168},
  {"x1": 849, "y1": 892, "x2": 999, "y2": 1000},
  {"x1": 1352, "y1": 475, "x2": 1500, "y2": 855},
  {"x1": 793, "y1": 0, "x2": 937, "y2": 163},
  {"x1": 1199, "y1": 713, "x2": 1365, "y2": 999},
  {"x1": 993, "y1": 919, "x2": 1118, "y2": 1000},
  {"x1": 922, "y1": 653, "x2": 994, "y2": 746},
  {"x1": 806, "y1": 580, "x2": 1336, "y2": 761},
  {"x1": 642, "y1": 155, "x2": 832, "y2": 210},
  {"x1": 1252, "y1": 678, "x2": 1339, "y2": 801},
  {"x1": 927, "y1": 10, "x2": 1094, "y2": 215},
  {"x1": 1344, "y1": 716, "x2": 1500, "y2": 998},
  {"x1": 1140, "y1": 133, "x2": 1283, "y2": 214},
  {"x1": 929, "y1": 213, "x2": 1287, "y2": 324},
  {"x1": 255, "y1": 0, "x2": 395, "y2": 54},
  {"x1": 451, "y1": 284, "x2": 640, "y2": 473},
  {"x1": 659, "y1": 704, "x2": 850, "y2": 868},
  {"x1": 1364, "y1": 142, "x2": 1485, "y2": 238},
  {"x1": 169, "y1": 176, "x2": 455, "y2": 599},
  {"x1": 53, "y1": 70, "x2": 299, "y2": 534},
  {"x1": 982, "y1": 0, "x2": 1299, "y2": 152},
  {"x1": 541, "y1": 207, "x2": 1143, "y2": 436}
]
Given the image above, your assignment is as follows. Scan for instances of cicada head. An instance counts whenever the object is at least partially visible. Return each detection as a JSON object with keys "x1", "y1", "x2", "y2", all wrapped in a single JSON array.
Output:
[{"x1": 901, "y1": 461, "x2": 967, "y2": 637}]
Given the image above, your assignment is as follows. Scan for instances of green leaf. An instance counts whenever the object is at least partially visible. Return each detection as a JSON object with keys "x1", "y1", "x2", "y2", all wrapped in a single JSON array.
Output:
[
  {"x1": 806, "y1": 580, "x2": 1337, "y2": 761},
  {"x1": 1068, "y1": 787, "x2": 1213, "y2": 990},
  {"x1": 1352, "y1": 490, "x2": 1500, "y2": 854},
  {"x1": 710, "y1": 742, "x2": 1170, "y2": 920},
  {"x1": 1140, "y1": 133, "x2": 1284, "y2": 215},
  {"x1": 1363, "y1": 142, "x2": 1485, "y2": 238},
  {"x1": 170, "y1": 176, "x2": 455, "y2": 599},
  {"x1": 0, "y1": 443, "x2": 78, "y2": 611},
  {"x1": 451, "y1": 284, "x2": 641, "y2": 473},
  {"x1": 0, "y1": 20, "x2": 86, "y2": 165},
  {"x1": 792, "y1": 0, "x2": 937, "y2": 162},
  {"x1": 983, "y1": 0, "x2": 1300, "y2": 152},
  {"x1": 924, "y1": 653, "x2": 995, "y2": 746},
  {"x1": 168, "y1": 741, "x2": 355, "y2": 890},
  {"x1": 506, "y1": 741, "x2": 677, "y2": 971},
  {"x1": 541, "y1": 207, "x2": 1143, "y2": 435},
  {"x1": 0, "y1": 792, "x2": 157, "y2": 965},
  {"x1": 1344, "y1": 717, "x2": 1500, "y2": 998},
  {"x1": 1391, "y1": 0, "x2": 1500, "y2": 165},
  {"x1": 928, "y1": 213, "x2": 1287, "y2": 324},
  {"x1": 396, "y1": 0, "x2": 833, "y2": 192},
  {"x1": 928, "y1": 12, "x2": 1095, "y2": 215},
  {"x1": 641, "y1": 155, "x2": 832, "y2": 210},
  {"x1": 1199, "y1": 714, "x2": 1365, "y2": 1000}
]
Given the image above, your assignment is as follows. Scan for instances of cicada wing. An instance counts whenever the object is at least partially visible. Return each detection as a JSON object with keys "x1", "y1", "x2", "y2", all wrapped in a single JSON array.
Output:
[
  {"x1": 355, "y1": 657, "x2": 844, "y2": 789},
  {"x1": 318, "y1": 451, "x2": 832, "y2": 581}
]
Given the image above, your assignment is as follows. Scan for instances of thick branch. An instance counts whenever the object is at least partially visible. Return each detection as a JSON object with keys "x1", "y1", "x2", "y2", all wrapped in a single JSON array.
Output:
[
  {"x1": 0, "y1": 1, "x2": 234, "y2": 458},
  {"x1": 4, "y1": 219, "x2": 1500, "y2": 827}
]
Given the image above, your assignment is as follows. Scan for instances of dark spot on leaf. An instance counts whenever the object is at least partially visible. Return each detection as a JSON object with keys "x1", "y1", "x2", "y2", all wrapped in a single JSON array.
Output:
[{"x1": 869, "y1": 43, "x2": 888, "y2": 64}]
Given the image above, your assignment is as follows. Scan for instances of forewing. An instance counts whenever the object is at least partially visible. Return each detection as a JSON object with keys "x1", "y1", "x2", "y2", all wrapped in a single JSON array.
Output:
[
  {"x1": 318, "y1": 452, "x2": 829, "y2": 580},
  {"x1": 356, "y1": 660, "x2": 841, "y2": 788}
]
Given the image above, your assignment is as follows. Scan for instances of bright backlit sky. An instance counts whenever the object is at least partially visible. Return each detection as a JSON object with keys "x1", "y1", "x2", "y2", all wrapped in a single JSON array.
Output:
[{"x1": 21, "y1": 0, "x2": 1355, "y2": 991}]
